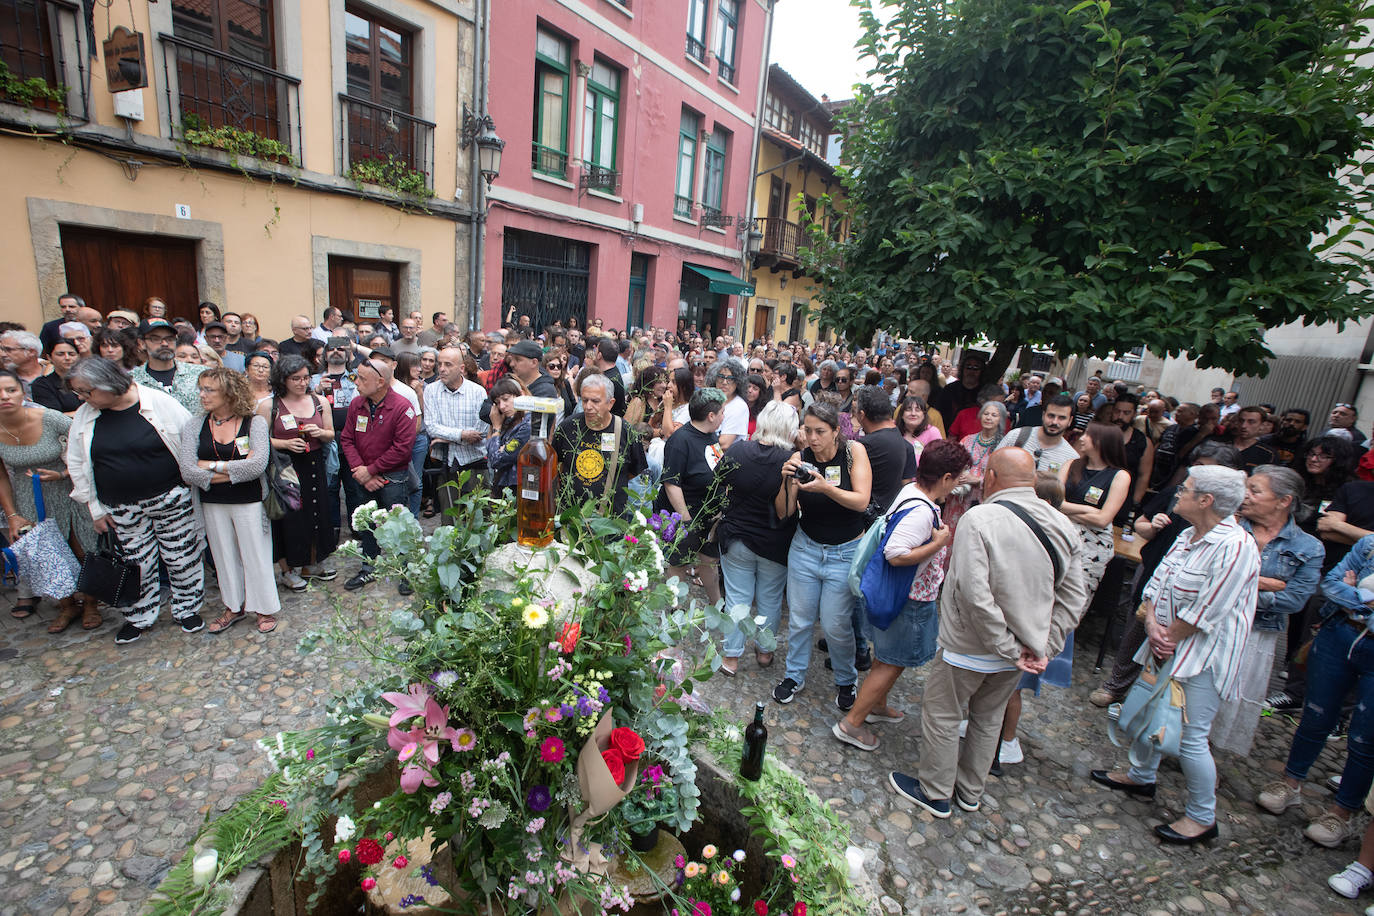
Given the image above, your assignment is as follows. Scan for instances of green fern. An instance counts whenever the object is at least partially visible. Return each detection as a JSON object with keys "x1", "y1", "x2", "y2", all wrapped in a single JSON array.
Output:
[{"x1": 145, "y1": 774, "x2": 296, "y2": 916}]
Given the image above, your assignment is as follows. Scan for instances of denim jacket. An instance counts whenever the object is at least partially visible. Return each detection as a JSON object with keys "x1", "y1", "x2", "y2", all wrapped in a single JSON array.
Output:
[
  {"x1": 1241, "y1": 517, "x2": 1324, "y2": 631},
  {"x1": 1320, "y1": 534, "x2": 1374, "y2": 622}
]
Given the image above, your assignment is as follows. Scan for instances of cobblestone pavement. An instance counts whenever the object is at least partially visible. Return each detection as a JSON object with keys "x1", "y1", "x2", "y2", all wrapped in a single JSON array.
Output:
[{"x1": 0, "y1": 567, "x2": 1367, "y2": 916}]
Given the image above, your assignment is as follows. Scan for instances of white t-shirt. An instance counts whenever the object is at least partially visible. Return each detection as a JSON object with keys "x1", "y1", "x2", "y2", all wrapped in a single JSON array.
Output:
[
  {"x1": 391, "y1": 379, "x2": 421, "y2": 415},
  {"x1": 995, "y1": 427, "x2": 1079, "y2": 475},
  {"x1": 720, "y1": 395, "x2": 749, "y2": 439}
]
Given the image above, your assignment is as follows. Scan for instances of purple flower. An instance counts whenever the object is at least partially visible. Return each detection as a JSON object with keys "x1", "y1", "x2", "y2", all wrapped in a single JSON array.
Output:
[
  {"x1": 419, "y1": 864, "x2": 439, "y2": 887},
  {"x1": 527, "y1": 784, "x2": 552, "y2": 812},
  {"x1": 559, "y1": 702, "x2": 576, "y2": 717},
  {"x1": 597, "y1": 686, "x2": 611, "y2": 704},
  {"x1": 576, "y1": 694, "x2": 594, "y2": 716}
]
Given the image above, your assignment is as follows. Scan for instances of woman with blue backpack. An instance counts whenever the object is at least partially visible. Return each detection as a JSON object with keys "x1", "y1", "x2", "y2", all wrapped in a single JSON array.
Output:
[{"x1": 832, "y1": 439, "x2": 972, "y2": 752}]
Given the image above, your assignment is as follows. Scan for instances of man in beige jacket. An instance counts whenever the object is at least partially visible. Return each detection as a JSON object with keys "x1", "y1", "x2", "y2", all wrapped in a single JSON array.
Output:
[{"x1": 890, "y1": 448, "x2": 1089, "y2": 817}]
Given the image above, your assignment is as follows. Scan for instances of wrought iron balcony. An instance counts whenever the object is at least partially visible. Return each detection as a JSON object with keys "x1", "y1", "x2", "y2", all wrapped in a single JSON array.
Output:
[
  {"x1": 339, "y1": 94, "x2": 435, "y2": 189},
  {"x1": 673, "y1": 195, "x2": 695, "y2": 219},
  {"x1": 756, "y1": 217, "x2": 803, "y2": 262},
  {"x1": 160, "y1": 33, "x2": 300, "y2": 161},
  {"x1": 532, "y1": 142, "x2": 568, "y2": 178},
  {"x1": 579, "y1": 163, "x2": 620, "y2": 195},
  {"x1": 717, "y1": 59, "x2": 735, "y2": 85},
  {"x1": 699, "y1": 206, "x2": 730, "y2": 228},
  {"x1": 685, "y1": 34, "x2": 706, "y2": 63}
]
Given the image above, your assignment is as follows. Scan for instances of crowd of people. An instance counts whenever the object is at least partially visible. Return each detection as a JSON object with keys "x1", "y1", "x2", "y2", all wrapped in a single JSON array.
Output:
[{"x1": 6, "y1": 297, "x2": 1374, "y2": 903}]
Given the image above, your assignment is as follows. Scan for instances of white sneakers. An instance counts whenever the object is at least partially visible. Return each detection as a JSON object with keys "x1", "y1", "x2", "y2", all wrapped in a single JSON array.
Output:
[{"x1": 999, "y1": 737, "x2": 1025, "y2": 765}]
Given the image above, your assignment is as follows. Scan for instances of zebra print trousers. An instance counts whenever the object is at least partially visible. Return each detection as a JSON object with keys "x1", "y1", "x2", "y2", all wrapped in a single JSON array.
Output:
[{"x1": 107, "y1": 486, "x2": 205, "y2": 628}]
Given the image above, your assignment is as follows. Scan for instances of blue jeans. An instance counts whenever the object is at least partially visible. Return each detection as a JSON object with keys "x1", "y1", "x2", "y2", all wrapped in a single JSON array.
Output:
[
  {"x1": 1284, "y1": 618, "x2": 1374, "y2": 812},
  {"x1": 720, "y1": 539, "x2": 788, "y2": 658},
  {"x1": 1126, "y1": 667, "x2": 1222, "y2": 826},
  {"x1": 342, "y1": 472, "x2": 408, "y2": 568},
  {"x1": 408, "y1": 432, "x2": 428, "y2": 516},
  {"x1": 784, "y1": 528, "x2": 860, "y2": 688}
]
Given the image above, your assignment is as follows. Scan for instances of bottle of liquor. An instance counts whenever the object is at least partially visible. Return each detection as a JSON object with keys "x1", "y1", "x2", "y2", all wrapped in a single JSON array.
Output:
[
  {"x1": 515, "y1": 397, "x2": 562, "y2": 549},
  {"x1": 740, "y1": 702, "x2": 767, "y2": 781}
]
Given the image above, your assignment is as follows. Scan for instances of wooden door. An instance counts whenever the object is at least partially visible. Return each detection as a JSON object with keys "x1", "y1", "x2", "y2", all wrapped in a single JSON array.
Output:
[
  {"x1": 752, "y1": 305, "x2": 772, "y2": 342},
  {"x1": 60, "y1": 227, "x2": 199, "y2": 320},
  {"x1": 328, "y1": 256, "x2": 398, "y2": 321}
]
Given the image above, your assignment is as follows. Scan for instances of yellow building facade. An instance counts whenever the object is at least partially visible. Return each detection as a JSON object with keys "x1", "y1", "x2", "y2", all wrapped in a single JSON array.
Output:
[
  {"x1": 0, "y1": 0, "x2": 482, "y2": 341},
  {"x1": 741, "y1": 64, "x2": 845, "y2": 346}
]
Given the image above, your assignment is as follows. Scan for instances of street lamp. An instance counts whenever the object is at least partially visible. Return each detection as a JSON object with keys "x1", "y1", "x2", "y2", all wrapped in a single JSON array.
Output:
[{"x1": 461, "y1": 103, "x2": 505, "y2": 186}]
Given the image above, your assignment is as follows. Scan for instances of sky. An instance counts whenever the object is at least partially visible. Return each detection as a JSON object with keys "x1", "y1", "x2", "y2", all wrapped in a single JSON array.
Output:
[{"x1": 769, "y1": 1, "x2": 872, "y2": 103}]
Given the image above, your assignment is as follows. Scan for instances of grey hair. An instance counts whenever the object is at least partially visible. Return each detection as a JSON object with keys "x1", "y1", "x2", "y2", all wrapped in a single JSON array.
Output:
[
  {"x1": 418, "y1": 346, "x2": 438, "y2": 358},
  {"x1": 58, "y1": 321, "x2": 90, "y2": 339},
  {"x1": 1186, "y1": 465, "x2": 1247, "y2": 516},
  {"x1": 705, "y1": 356, "x2": 747, "y2": 392},
  {"x1": 979, "y1": 399, "x2": 1010, "y2": 425},
  {"x1": 753, "y1": 400, "x2": 799, "y2": 449},
  {"x1": 1189, "y1": 440, "x2": 1240, "y2": 469},
  {"x1": 1, "y1": 330, "x2": 41, "y2": 356},
  {"x1": 579, "y1": 373, "x2": 612, "y2": 399},
  {"x1": 69, "y1": 356, "x2": 133, "y2": 396},
  {"x1": 1251, "y1": 465, "x2": 1307, "y2": 520}
]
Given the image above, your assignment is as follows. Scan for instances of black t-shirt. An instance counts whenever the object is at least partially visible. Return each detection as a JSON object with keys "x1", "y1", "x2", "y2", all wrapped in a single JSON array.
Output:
[
  {"x1": 797, "y1": 442, "x2": 867, "y2": 544},
  {"x1": 1130, "y1": 485, "x2": 1189, "y2": 603},
  {"x1": 602, "y1": 367, "x2": 628, "y2": 416},
  {"x1": 29, "y1": 373, "x2": 80, "y2": 413},
  {"x1": 145, "y1": 365, "x2": 177, "y2": 387},
  {"x1": 1262, "y1": 432, "x2": 1306, "y2": 469},
  {"x1": 1325, "y1": 480, "x2": 1374, "y2": 572},
  {"x1": 91, "y1": 403, "x2": 181, "y2": 506},
  {"x1": 932, "y1": 382, "x2": 980, "y2": 424},
  {"x1": 1237, "y1": 441, "x2": 1276, "y2": 475},
  {"x1": 198, "y1": 417, "x2": 261, "y2": 504},
  {"x1": 654, "y1": 423, "x2": 720, "y2": 516},
  {"x1": 861, "y1": 426, "x2": 918, "y2": 513},
  {"x1": 715, "y1": 440, "x2": 797, "y2": 565},
  {"x1": 553, "y1": 415, "x2": 647, "y2": 516},
  {"x1": 277, "y1": 338, "x2": 310, "y2": 358}
]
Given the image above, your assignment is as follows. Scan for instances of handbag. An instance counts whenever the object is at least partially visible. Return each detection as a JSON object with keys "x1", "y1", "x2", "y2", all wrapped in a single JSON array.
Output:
[
  {"x1": 265, "y1": 398, "x2": 304, "y2": 520},
  {"x1": 2, "y1": 474, "x2": 81, "y2": 600},
  {"x1": 1108, "y1": 654, "x2": 1187, "y2": 767},
  {"x1": 76, "y1": 529, "x2": 141, "y2": 607},
  {"x1": 858, "y1": 498, "x2": 936, "y2": 630},
  {"x1": 849, "y1": 494, "x2": 925, "y2": 596}
]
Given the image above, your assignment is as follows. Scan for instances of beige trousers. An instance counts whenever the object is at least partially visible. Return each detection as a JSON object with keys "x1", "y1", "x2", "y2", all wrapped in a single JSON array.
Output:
[
  {"x1": 918, "y1": 651, "x2": 1021, "y2": 802},
  {"x1": 203, "y1": 501, "x2": 281, "y2": 616}
]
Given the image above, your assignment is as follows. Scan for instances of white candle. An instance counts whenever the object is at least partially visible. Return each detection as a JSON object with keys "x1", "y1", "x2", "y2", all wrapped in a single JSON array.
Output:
[
  {"x1": 844, "y1": 846, "x2": 865, "y2": 881},
  {"x1": 192, "y1": 850, "x2": 219, "y2": 887}
]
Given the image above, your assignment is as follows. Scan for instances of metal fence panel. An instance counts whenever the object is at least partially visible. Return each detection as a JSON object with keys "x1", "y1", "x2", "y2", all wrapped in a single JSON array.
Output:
[{"x1": 1235, "y1": 355, "x2": 1359, "y2": 428}]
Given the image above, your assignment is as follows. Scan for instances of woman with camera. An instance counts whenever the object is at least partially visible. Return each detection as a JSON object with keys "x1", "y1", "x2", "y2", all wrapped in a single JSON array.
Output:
[{"x1": 772, "y1": 401, "x2": 873, "y2": 713}]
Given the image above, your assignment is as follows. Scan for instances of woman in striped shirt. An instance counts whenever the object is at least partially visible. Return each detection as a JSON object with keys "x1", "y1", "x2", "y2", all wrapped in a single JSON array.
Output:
[{"x1": 1089, "y1": 465, "x2": 1259, "y2": 845}]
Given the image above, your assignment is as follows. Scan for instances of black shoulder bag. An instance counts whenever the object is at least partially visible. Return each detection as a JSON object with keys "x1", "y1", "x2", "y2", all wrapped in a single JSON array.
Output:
[
  {"x1": 1001, "y1": 501, "x2": 1064, "y2": 584},
  {"x1": 76, "y1": 530, "x2": 141, "y2": 607}
]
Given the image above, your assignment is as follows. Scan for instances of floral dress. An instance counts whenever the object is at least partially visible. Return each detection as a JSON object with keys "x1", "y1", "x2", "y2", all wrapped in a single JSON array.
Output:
[{"x1": 0, "y1": 408, "x2": 95, "y2": 552}]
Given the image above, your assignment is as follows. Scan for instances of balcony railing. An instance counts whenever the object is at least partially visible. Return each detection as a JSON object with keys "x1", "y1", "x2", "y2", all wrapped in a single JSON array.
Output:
[
  {"x1": 579, "y1": 163, "x2": 620, "y2": 195},
  {"x1": 160, "y1": 33, "x2": 301, "y2": 161},
  {"x1": 717, "y1": 58, "x2": 735, "y2": 84},
  {"x1": 673, "y1": 195, "x2": 694, "y2": 219},
  {"x1": 532, "y1": 142, "x2": 568, "y2": 178},
  {"x1": 0, "y1": 0, "x2": 89, "y2": 120},
  {"x1": 700, "y1": 206, "x2": 729, "y2": 228},
  {"x1": 339, "y1": 94, "x2": 434, "y2": 189},
  {"x1": 757, "y1": 217, "x2": 802, "y2": 262},
  {"x1": 685, "y1": 34, "x2": 706, "y2": 62}
]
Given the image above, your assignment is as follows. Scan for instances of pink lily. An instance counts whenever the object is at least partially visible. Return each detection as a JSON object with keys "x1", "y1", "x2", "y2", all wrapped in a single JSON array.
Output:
[
  {"x1": 381, "y1": 683, "x2": 430, "y2": 727},
  {"x1": 386, "y1": 696, "x2": 459, "y2": 794}
]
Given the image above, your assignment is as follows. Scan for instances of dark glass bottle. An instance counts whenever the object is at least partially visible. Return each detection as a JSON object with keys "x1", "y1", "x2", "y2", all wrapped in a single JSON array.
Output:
[{"x1": 740, "y1": 702, "x2": 767, "y2": 781}]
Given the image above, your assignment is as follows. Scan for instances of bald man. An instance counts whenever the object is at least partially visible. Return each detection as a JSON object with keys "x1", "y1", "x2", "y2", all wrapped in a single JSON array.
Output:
[
  {"x1": 75, "y1": 306, "x2": 103, "y2": 332},
  {"x1": 889, "y1": 447, "x2": 1087, "y2": 818},
  {"x1": 340, "y1": 357, "x2": 417, "y2": 593}
]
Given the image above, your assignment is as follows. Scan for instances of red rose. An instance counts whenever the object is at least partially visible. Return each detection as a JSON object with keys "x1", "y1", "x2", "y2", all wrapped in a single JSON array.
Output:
[
  {"x1": 754, "y1": 902, "x2": 768, "y2": 916},
  {"x1": 609, "y1": 726, "x2": 645, "y2": 760},
  {"x1": 355, "y1": 837, "x2": 385, "y2": 866},
  {"x1": 792, "y1": 903, "x2": 806, "y2": 916},
  {"x1": 601, "y1": 747, "x2": 626, "y2": 785},
  {"x1": 558, "y1": 621, "x2": 581, "y2": 654}
]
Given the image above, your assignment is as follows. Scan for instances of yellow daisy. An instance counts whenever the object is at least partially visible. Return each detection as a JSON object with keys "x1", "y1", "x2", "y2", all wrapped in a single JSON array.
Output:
[{"x1": 522, "y1": 605, "x2": 549, "y2": 628}]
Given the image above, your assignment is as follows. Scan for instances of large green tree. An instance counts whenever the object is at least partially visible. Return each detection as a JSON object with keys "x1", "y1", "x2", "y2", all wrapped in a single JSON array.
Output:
[{"x1": 805, "y1": 0, "x2": 1374, "y2": 375}]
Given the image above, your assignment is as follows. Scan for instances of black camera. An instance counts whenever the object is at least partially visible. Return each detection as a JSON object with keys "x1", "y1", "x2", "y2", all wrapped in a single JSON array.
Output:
[{"x1": 793, "y1": 461, "x2": 820, "y2": 482}]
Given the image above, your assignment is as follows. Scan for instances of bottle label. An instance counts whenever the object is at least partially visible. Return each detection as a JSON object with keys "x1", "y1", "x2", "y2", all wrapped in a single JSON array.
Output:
[{"x1": 520, "y1": 467, "x2": 540, "y2": 501}]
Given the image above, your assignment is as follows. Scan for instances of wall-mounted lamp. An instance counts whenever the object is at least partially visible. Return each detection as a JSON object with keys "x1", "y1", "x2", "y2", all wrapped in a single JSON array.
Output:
[{"x1": 461, "y1": 103, "x2": 506, "y2": 186}]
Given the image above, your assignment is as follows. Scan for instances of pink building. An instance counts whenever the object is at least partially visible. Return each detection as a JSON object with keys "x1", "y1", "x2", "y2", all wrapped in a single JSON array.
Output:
[{"x1": 482, "y1": 0, "x2": 773, "y2": 335}]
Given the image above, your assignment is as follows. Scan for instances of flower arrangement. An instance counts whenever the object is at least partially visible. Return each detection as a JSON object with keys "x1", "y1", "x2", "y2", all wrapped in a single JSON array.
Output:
[
  {"x1": 180, "y1": 112, "x2": 295, "y2": 165},
  {"x1": 669, "y1": 844, "x2": 809, "y2": 916},
  {"x1": 265, "y1": 492, "x2": 772, "y2": 914}
]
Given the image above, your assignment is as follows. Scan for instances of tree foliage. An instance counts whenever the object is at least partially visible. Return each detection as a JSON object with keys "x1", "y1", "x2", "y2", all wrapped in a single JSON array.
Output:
[{"x1": 803, "y1": 0, "x2": 1374, "y2": 374}]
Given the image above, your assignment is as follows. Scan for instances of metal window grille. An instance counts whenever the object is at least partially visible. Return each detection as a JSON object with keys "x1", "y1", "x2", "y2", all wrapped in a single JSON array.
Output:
[{"x1": 338, "y1": 94, "x2": 434, "y2": 187}]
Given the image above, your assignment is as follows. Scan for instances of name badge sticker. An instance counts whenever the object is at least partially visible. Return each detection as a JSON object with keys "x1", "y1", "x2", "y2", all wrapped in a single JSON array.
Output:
[
  {"x1": 280, "y1": 414, "x2": 297, "y2": 430},
  {"x1": 1085, "y1": 485, "x2": 1104, "y2": 505},
  {"x1": 355, "y1": 416, "x2": 369, "y2": 433},
  {"x1": 600, "y1": 432, "x2": 616, "y2": 452},
  {"x1": 825, "y1": 465, "x2": 841, "y2": 484},
  {"x1": 234, "y1": 436, "x2": 251, "y2": 455}
]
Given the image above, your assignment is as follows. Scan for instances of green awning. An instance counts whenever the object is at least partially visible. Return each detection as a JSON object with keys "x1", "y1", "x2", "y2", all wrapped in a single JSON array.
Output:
[{"x1": 686, "y1": 264, "x2": 755, "y2": 297}]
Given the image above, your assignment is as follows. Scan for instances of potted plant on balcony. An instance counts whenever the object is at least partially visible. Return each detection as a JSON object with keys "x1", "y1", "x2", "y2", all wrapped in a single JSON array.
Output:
[
  {"x1": 347, "y1": 152, "x2": 432, "y2": 198},
  {"x1": 0, "y1": 61, "x2": 65, "y2": 112},
  {"x1": 180, "y1": 112, "x2": 295, "y2": 166}
]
